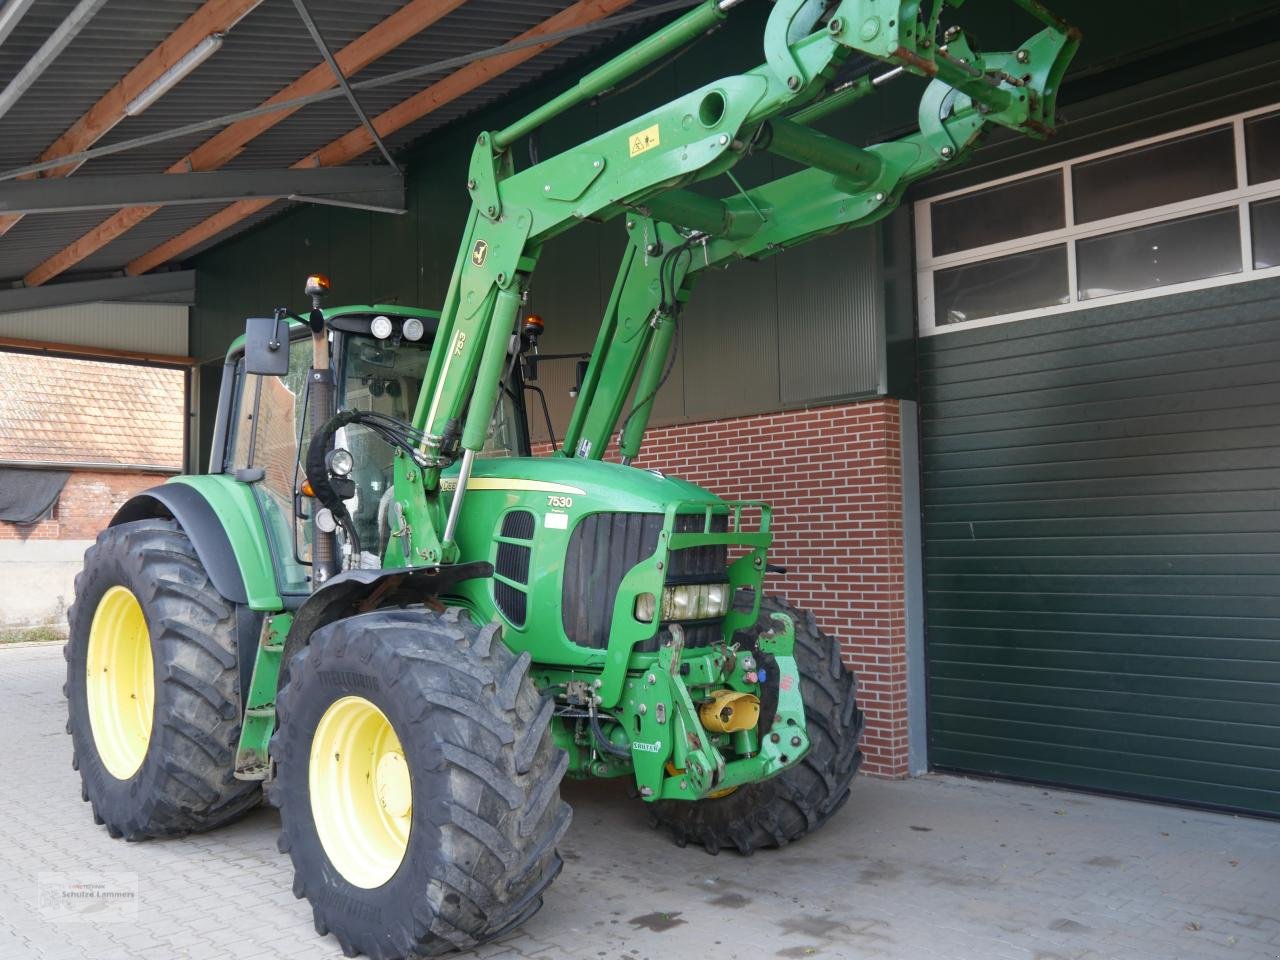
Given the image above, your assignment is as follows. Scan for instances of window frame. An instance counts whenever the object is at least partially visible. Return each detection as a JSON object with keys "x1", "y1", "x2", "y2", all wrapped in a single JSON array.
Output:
[{"x1": 915, "y1": 102, "x2": 1280, "y2": 336}]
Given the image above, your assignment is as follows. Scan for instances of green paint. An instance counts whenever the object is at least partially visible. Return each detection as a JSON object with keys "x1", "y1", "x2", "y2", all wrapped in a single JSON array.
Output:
[
  {"x1": 234, "y1": 612, "x2": 292, "y2": 779},
  {"x1": 167, "y1": 475, "x2": 282, "y2": 611}
]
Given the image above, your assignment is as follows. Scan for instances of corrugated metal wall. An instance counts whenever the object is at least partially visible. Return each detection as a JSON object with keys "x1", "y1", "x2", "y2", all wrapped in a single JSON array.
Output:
[
  {"x1": 918, "y1": 277, "x2": 1280, "y2": 816},
  {"x1": 0, "y1": 302, "x2": 188, "y2": 356}
]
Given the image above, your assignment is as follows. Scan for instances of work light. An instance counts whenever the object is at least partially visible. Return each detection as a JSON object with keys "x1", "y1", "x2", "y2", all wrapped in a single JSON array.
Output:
[
  {"x1": 370, "y1": 315, "x2": 393, "y2": 340},
  {"x1": 326, "y1": 448, "x2": 354, "y2": 477}
]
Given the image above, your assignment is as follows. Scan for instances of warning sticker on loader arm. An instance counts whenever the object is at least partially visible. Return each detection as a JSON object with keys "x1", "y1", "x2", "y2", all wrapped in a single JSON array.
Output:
[{"x1": 628, "y1": 124, "x2": 660, "y2": 157}]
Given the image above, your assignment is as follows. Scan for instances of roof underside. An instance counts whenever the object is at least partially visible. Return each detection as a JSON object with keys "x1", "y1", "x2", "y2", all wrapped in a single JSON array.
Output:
[{"x1": 0, "y1": 0, "x2": 677, "y2": 287}]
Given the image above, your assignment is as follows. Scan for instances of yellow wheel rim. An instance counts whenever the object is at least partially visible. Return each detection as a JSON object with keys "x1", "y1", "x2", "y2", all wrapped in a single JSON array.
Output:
[
  {"x1": 85, "y1": 585, "x2": 155, "y2": 780},
  {"x1": 309, "y1": 696, "x2": 412, "y2": 889}
]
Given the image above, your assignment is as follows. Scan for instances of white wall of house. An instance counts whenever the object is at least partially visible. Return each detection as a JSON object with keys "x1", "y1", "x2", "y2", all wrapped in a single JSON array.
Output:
[{"x1": 0, "y1": 539, "x2": 91, "y2": 629}]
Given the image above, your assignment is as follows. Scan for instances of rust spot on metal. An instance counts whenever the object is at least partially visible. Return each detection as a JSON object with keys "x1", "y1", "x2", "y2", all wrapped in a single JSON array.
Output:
[
  {"x1": 358, "y1": 574, "x2": 405, "y2": 612},
  {"x1": 893, "y1": 46, "x2": 937, "y2": 77}
]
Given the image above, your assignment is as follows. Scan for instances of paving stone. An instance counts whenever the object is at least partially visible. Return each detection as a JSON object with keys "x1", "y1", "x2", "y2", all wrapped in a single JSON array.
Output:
[{"x1": 3, "y1": 643, "x2": 1278, "y2": 960}]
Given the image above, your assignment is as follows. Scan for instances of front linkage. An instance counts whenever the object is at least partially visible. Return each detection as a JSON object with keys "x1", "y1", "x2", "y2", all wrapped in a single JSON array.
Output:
[{"x1": 531, "y1": 500, "x2": 809, "y2": 802}]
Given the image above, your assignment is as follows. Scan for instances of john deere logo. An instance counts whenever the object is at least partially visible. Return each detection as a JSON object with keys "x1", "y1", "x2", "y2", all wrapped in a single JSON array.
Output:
[{"x1": 471, "y1": 239, "x2": 488, "y2": 266}]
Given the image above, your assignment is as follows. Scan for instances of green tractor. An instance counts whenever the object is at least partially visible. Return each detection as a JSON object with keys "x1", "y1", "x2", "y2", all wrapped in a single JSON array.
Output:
[{"x1": 65, "y1": 1, "x2": 1077, "y2": 956}]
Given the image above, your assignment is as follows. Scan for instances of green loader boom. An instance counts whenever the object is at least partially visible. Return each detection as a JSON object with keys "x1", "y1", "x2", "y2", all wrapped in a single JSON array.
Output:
[
  {"x1": 248, "y1": 0, "x2": 1075, "y2": 799},
  {"x1": 67, "y1": 2, "x2": 1077, "y2": 957},
  {"x1": 247, "y1": 0, "x2": 1078, "y2": 804}
]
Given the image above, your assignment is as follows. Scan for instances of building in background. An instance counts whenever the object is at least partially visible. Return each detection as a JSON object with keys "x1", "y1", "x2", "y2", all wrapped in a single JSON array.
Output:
[{"x1": 0, "y1": 352, "x2": 185, "y2": 629}]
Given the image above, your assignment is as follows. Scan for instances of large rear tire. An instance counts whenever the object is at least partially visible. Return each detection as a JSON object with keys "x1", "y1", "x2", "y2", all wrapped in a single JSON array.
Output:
[
  {"x1": 64, "y1": 519, "x2": 260, "y2": 840},
  {"x1": 271, "y1": 607, "x2": 571, "y2": 959},
  {"x1": 646, "y1": 595, "x2": 863, "y2": 854}
]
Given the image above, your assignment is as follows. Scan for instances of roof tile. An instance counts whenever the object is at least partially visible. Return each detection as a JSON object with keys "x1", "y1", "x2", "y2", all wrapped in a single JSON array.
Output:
[{"x1": 0, "y1": 353, "x2": 184, "y2": 468}]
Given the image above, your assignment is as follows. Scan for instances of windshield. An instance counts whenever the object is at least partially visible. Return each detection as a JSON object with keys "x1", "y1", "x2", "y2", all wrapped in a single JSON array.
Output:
[{"x1": 337, "y1": 332, "x2": 526, "y2": 562}]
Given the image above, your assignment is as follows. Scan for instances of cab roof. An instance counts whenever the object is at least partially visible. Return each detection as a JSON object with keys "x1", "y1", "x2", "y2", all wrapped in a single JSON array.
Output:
[{"x1": 224, "y1": 303, "x2": 441, "y2": 360}]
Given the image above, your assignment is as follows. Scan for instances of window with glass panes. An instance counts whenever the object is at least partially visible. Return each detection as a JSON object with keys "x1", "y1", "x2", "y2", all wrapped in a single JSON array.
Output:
[{"x1": 915, "y1": 105, "x2": 1280, "y2": 334}]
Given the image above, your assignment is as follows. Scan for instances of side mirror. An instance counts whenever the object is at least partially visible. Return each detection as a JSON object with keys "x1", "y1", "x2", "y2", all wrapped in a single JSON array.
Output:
[{"x1": 244, "y1": 316, "x2": 290, "y2": 376}]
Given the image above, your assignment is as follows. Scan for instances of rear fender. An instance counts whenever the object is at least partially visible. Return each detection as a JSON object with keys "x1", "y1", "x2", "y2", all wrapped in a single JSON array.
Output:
[
  {"x1": 111, "y1": 476, "x2": 283, "y2": 709},
  {"x1": 110, "y1": 476, "x2": 284, "y2": 611}
]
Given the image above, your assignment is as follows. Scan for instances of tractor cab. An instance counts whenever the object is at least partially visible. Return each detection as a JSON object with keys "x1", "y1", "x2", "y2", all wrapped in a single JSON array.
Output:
[{"x1": 215, "y1": 302, "x2": 528, "y2": 593}]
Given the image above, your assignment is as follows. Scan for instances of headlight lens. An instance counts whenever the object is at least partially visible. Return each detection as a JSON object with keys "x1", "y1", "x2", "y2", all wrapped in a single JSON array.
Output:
[
  {"x1": 401, "y1": 316, "x2": 424, "y2": 341},
  {"x1": 635, "y1": 583, "x2": 732, "y2": 623},
  {"x1": 370, "y1": 314, "x2": 393, "y2": 339},
  {"x1": 634, "y1": 592, "x2": 656, "y2": 623},
  {"x1": 326, "y1": 447, "x2": 354, "y2": 477}
]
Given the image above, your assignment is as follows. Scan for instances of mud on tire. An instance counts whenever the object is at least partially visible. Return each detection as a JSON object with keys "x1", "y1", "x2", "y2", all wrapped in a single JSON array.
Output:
[
  {"x1": 64, "y1": 519, "x2": 261, "y2": 840},
  {"x1": 271, "y1": 606, "x2": 571, "y2": 959},
  {"x1": 646, "y1": 595, "x2": 863, "y2": 855}
]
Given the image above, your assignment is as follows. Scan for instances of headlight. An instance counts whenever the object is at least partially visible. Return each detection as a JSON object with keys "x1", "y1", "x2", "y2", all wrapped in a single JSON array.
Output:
[
  {"x1": 634, "y1": 592, "x2": 656, "y2": 623},
  {"x1": 634, "y1": 583, "x2": 731, "y2": 623},
  {"x1": 370, "y1": 314, "x2": 393, "y2": 339},
  {"x1": 402, "y1": 316, "x2": 424, "y2": 341},
  {"x1": 326, "y1": 447, "x2": 354, "y2": 477}
]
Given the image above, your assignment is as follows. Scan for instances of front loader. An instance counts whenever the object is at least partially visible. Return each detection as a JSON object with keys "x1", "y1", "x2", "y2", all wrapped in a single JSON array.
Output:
[{"x1": 65, "y1": 1, "x2": 1078, "y2": 956}]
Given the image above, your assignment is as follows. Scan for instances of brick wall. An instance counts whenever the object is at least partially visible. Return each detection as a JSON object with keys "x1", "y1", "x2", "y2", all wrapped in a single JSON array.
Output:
[
  {"x1": 0, "y1": 470, "x2": 172, "y2": 542},
  {"x1": 542, "y1": 399, "x2": 910, "y2": 778}
]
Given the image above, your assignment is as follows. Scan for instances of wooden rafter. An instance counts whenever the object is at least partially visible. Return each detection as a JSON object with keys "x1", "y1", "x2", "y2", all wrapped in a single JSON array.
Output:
[
  {"x1": 124, "y1": 0, "x2": 640, "y2": 278},
  {"x1": 0, "y1": 0, "x2": 262, "y2": 241},
  {"x1": 24, "y1": 0, "x2": 470, "y2": 287}
]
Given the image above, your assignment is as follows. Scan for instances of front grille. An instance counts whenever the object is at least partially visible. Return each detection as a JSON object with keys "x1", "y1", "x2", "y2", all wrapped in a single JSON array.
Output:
[
  {"x1": 501, "y1": 510, "x2": 536, "y2": 539},
  {"x1": 562, "y1": 511, "x2": 729, "y2": 652},
  {"x1": 496, "y1": 541, "x2": 531, "y2": 584},
  {"x1": 562, "y1": 513, "x2": 662, "y2": 649},
  {"x1": 494, "y1": 510, "x2": 534, "y2": 628},
  {"x1": 494, "y1": 581, "x2": 527, "y2": 626},
  {"x1": 668, "y1": 513, "x2": 728, "y2": 581}
]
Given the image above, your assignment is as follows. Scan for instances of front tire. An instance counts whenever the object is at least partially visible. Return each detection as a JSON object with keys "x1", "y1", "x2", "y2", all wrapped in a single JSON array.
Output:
[
  {"x1": 646, "y1": 595, "x2": 863, "y2": 854},
  {"x1": 65, "y1": 519, "x2": 260, "y2": 840},
  {"x1": 271, "y1": 607, "x2": 571, "y2": 959}
]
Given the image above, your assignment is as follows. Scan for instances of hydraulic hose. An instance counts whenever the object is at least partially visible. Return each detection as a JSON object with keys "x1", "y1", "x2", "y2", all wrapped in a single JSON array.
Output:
[{"x1": 589, "y1": 704, "x2": 632, "y2": 759}]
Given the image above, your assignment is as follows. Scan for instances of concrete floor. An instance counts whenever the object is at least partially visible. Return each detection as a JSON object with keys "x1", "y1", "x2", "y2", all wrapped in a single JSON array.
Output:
[{"x1": 2, "y1": 643, "x2": 1278, "y2": 960}]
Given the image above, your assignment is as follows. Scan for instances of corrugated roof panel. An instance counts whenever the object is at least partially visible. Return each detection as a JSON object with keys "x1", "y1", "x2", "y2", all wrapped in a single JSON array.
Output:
[
  {"x1": 0, "y1": 0, "x2": 203, "y2": 168},
  {"x1": 0, "y1": 0, "x2": 685, "y2": 285}
]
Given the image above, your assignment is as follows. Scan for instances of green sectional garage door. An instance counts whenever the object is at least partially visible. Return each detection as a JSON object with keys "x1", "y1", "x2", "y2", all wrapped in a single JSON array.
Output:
[{"x1": 918, "y1": 278, "x2": 1280, "y2": 816}]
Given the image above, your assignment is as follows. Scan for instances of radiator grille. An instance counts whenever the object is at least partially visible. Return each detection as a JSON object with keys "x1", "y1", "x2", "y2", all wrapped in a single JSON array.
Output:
[
  {"x1": 501, "y1": 510, "x2": 536, "y2": 540},
  {"x1": 562, "y1": 513, "x2": 662, "y2": 649},
  {"x1": 496, "y1": 541, "x2": 531, "y2": 584},
  {"x1": 494, "y1": 581, "x2": 527, "y2": 627},
  {"x1": 562, "y1": 511, "x2": 729, "y2": 651},
  {"x1": 494, "y1": 510, "x2": 535, "y2": 628}
]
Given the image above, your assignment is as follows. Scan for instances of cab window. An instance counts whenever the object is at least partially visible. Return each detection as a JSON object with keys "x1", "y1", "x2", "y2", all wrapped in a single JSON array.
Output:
[
  {"x1": 336, "y1": 330, "x2": 526, "y2": 562},
  {"x1": 228, "y1": 335, "x2": 313, "y2": 593}
]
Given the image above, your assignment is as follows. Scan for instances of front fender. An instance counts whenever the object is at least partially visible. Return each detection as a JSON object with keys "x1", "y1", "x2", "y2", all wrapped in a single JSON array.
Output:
[{"x1": 111, "y1": 475, "x2": 283, "y2": 612}]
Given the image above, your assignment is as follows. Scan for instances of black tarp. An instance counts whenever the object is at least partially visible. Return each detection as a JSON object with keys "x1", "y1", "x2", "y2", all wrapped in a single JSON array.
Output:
[{"x1": 0, "y1": 467, "x2": 69, "y2": 524}]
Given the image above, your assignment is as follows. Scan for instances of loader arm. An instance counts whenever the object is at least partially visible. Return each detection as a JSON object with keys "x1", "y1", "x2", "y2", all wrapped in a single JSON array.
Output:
[
  {"x1": 407, "y1": 0, "x2": 1079, "y2": 557},
  {"x1": 567, "y1": 43, "x2": 1042, "y2": 461}
]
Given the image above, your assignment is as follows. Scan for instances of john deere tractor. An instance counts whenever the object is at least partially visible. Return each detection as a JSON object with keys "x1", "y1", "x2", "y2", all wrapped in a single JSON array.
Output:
[{"x1": 65, "y1": 1, "x2": 1076, "y2": 955}]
